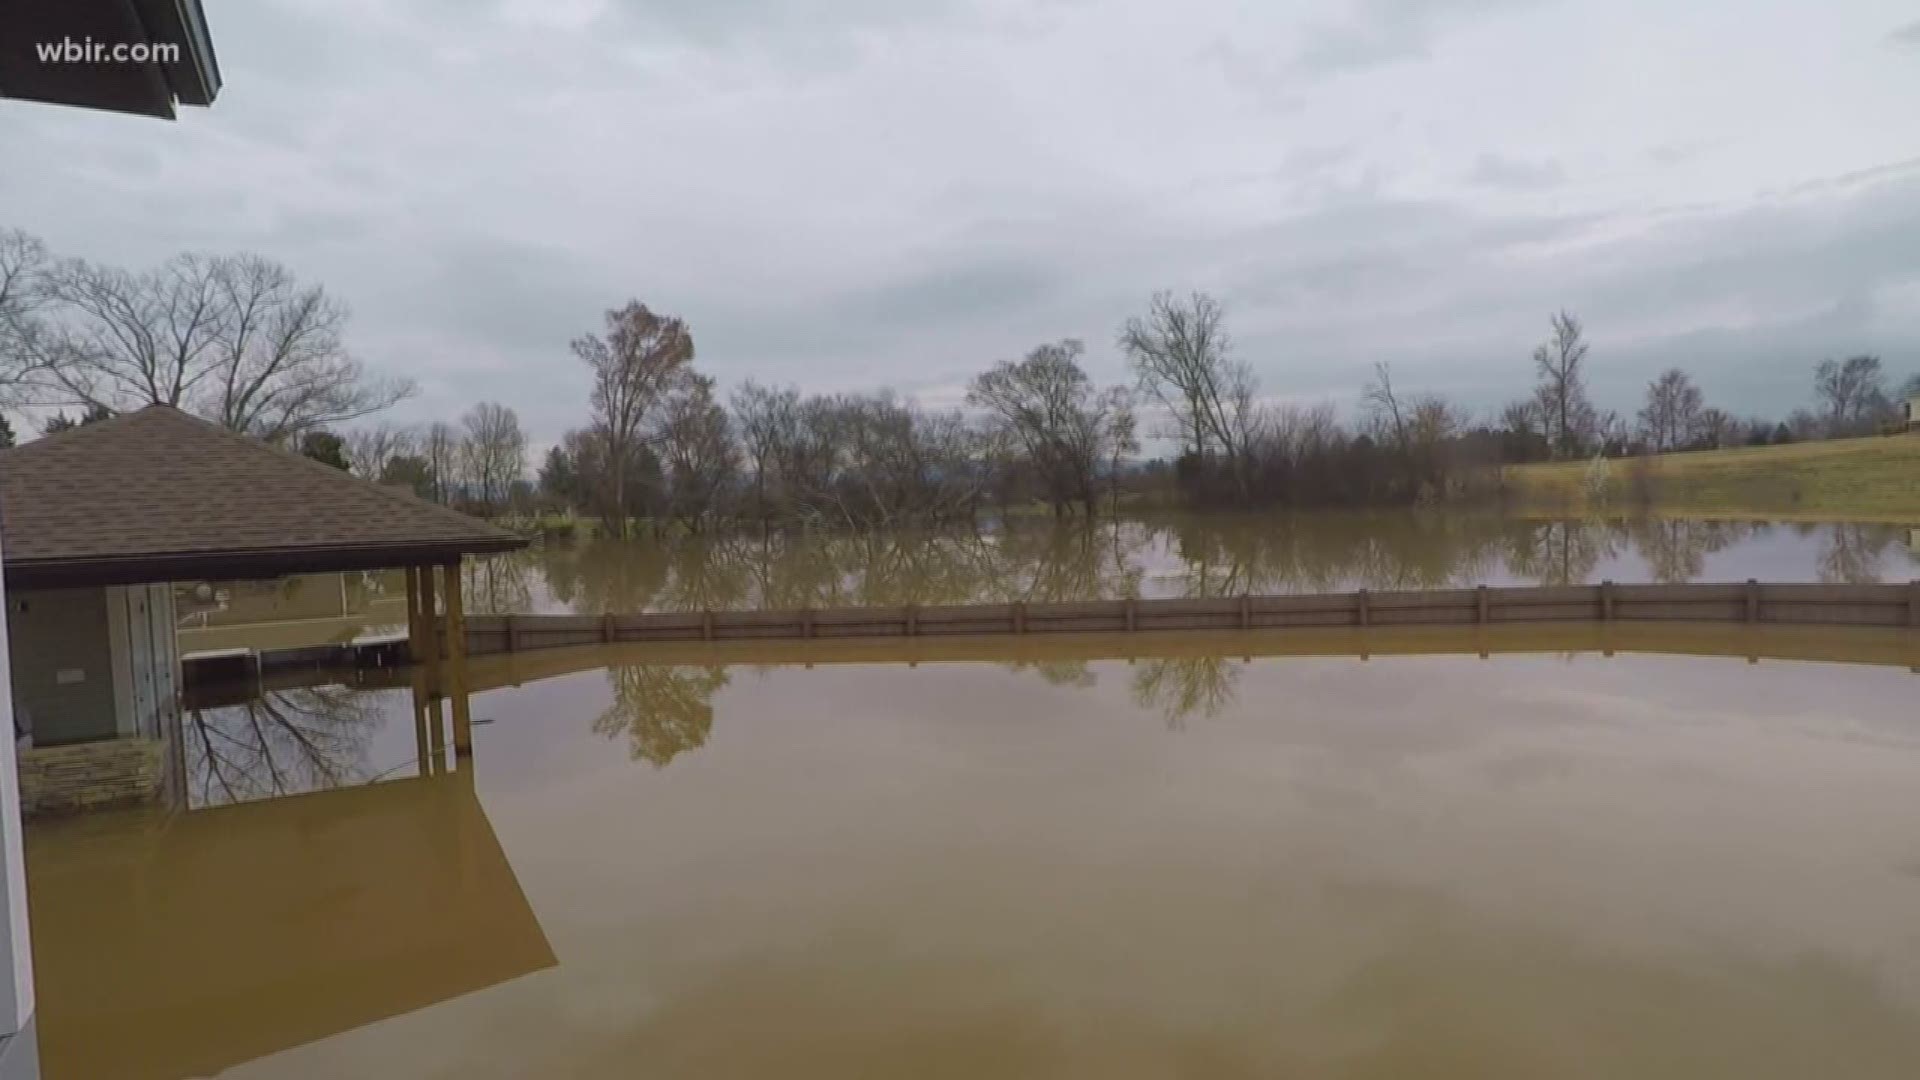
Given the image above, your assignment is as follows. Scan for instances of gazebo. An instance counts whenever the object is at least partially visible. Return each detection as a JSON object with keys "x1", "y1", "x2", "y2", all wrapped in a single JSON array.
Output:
[{"x1": 0, "y1": 405, "x2": 525, "y2": 808}]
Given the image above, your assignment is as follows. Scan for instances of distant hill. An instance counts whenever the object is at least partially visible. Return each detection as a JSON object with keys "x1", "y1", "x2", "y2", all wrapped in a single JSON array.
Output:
[{"x1": 1502, "y1": 434, "x2": 1920, "y2": 522}]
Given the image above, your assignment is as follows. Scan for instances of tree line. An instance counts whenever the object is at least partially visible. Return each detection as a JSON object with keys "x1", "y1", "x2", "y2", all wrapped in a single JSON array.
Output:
[
  {"x1": 510, "y1": 294, "x2": 1920, "y2": 530},
  {"x1": 7, "y1": 226, "x2": 1913, "y2": 523}
]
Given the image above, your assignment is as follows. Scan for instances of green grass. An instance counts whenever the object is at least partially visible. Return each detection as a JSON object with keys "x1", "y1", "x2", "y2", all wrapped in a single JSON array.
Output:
[{"x1": 1502, "y1": 434, "x2": 1920, "y2": 521}]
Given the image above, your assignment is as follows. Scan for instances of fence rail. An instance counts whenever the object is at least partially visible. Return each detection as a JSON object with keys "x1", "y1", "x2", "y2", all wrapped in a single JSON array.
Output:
[{"x1": 458, "y1": 580, "x2": 1920, "y2": 658}]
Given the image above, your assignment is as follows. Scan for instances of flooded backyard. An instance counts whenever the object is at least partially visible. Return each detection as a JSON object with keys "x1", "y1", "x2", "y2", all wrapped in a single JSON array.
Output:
[{"x1": 28, "y1": 512, "x2": 1920, "y2": 1078}]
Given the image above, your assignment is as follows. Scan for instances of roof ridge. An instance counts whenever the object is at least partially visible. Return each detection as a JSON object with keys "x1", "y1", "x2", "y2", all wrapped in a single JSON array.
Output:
[{"x1": 0, "y1": 402, "x2": 156, "y2": 457}]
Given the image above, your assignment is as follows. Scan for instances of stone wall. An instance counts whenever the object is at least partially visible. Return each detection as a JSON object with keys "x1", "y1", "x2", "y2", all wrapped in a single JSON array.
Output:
[{"x1": 17, "y1": 739, "x2": 163, "y2": 816}]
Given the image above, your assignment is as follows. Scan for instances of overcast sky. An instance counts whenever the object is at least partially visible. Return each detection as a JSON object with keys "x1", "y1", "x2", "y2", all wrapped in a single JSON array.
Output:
[{"x1": 4, "y1": 0, "x2": 1918, "y2": 449}]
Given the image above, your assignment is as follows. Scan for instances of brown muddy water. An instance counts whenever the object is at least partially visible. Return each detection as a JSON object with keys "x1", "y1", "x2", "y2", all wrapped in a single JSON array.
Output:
[{"x1": 30, "y1": 512, "x2": 1920, "y2": 1078}]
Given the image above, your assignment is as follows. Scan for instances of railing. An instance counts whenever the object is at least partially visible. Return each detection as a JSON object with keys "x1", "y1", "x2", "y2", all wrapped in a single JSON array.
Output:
[{"x1": 459, "y1": 580, "x2": 1920, "y2": 657}]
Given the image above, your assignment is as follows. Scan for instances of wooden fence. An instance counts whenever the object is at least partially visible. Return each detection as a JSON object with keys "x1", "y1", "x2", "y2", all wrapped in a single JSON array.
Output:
[{"x1": 459, "y1": 580, "x2": 1920, "y2": 658}]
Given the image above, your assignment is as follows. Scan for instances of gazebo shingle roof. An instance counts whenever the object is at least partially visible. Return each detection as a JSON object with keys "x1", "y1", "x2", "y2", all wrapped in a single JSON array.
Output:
[{"x1": 0, "y1": 405, "x2": 524, "y2": 588}]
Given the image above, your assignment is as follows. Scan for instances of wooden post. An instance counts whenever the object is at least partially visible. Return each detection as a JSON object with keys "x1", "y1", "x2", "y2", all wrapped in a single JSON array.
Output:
[
  {"x1": 1239, "y1": 594, "x2": 1251, "y2": 631},
  {"x1": 404, "y1": 567, "x2": 425, "y2": 663},
  {"x1": 1600, "y1": 580, "x2": 1614, "y2": 622},
  {"x1": 1013, "y1": 602, "x2": 1026, "y2": 635},
  {"x1": 801, "y1": 608, "x2": 814, "y2": 639},
  {"x1": 602, "y1": 611, "x2": 616, "y2": 644},
  {"x1": 444, "y1": 561, "x2": 471, "y2": 756},
  {"x1": 410, "y1": 665, "x2": 432, "y2": 776},
  {"x1": 506, "y1": 614, "x2": 520, "y2": 653},
  {"x1": 1356, "y1": 589, "x2": 1370, "y2": 628},
  {"x1": 905, "y1": 605, "x2": 918, "y2": 637},
  {"x1": 1746, "y1": 579, "x2": 1760, "y2": 624},
  {"x1": 419, "y1": 563, "x2": 441, "y2": 694},
  {"x1": 425, "y1": 674, "x2": 446, "y2": 772},
  {"x1": 701, "y1": 608, "x2": 714, "y2": 642},
  {"x1": 1908, "y1": 580, "x2": 1918, "y2": 629},
  {"x1": 1476, "y1": 585, "x2": 1489, "y2": 624},
  {"x1": 1124, "y1": 597, "x2": 1137, "y2": 632}
]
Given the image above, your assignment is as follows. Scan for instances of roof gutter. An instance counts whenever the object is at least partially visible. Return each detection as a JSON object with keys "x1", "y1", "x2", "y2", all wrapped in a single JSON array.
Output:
[{"x1": 3, "y1": 535, "x2": 529, "y2": 591}]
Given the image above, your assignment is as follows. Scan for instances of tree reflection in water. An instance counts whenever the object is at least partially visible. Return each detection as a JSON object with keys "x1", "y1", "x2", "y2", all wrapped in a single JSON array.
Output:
[
  {"x1": 521, "y1": 513, "x2": 1912, "y2": 759},
  {"x1": 461, "y1": 547, "x2": 538, "y2": 615},
  {"x1": 1817, "y1": 523, "x2": 1910, "y2": 584},
  {"x1": 1129, "y1": 657, "x2": 1241, "y2": 730},
  {"x1": 593, "y1": 665, "x2": 730, "y2": 767},
  {"x1": 182, "y1": 686, "x2": 385, "y2": 808}
]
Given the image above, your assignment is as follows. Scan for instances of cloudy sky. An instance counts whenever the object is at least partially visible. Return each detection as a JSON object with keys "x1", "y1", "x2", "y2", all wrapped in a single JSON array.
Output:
[{"x1": 4, "y1": 0, "x2": 1919, "y2": 449}]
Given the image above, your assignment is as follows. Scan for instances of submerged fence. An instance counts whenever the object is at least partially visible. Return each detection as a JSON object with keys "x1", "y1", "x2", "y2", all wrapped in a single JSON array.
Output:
[{"x1": 458, "y1": 580, "x2": 1920, "y2": 658}]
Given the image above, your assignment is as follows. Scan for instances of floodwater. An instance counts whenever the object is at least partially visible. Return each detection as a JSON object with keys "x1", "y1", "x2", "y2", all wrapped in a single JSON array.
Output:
[
  {"x1": 29, "y1": 511, "x2": 1920, "y2": 1079},
  {"x1": 177, "y1": 514, "x2": 1920, "y2": 657}
]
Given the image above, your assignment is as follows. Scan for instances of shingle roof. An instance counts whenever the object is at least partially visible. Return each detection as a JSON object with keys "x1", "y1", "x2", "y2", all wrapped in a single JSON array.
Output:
[{"x1": 0, "y1": 405, "x2": 525, "y2": 588}]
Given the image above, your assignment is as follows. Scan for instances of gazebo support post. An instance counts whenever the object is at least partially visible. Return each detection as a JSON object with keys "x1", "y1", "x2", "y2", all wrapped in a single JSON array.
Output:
[
  {"x1": 404, "y1": 567, "x2": 426, "y2": 664},
  {"x1": 418, "y1": 563, "x2": 442, "y2": 696},
  {"x1": 443, "y1": 560, "x2": 472, "y2": 756}
]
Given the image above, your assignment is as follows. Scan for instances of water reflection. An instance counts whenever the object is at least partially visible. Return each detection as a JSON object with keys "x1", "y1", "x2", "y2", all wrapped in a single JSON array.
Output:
[
  {"x1": 471, "y1": 623, "x2": 1920, "y2": 760},
  {"x1": 182, "y1": 686, "x2": 388, "y2": 807},
  {"x1": 595, "y1": 664, "x2": 730, "y2": 766},
  {"x1": 1130, "y1": 656, "x2": 1240, "y2": 729},
  {"x1": 1815, "y1": 522, "x2": 1911, "y2": 584},
  {"x1": 25, "y1": 618, "x2": 1920, "y2": 1079},
  {"x1": 508, "y1": 514, "x2": 1920, "y2": 620},
  {"x1": 26, "y1": 767, "x2": 553, "y2": 1080},
  {"x1": 501, "y1": 515, "x2": 1920, "y2": 743}
]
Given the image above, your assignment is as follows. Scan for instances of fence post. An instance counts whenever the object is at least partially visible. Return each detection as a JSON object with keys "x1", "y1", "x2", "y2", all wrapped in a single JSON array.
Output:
[
  {"x1": 1124, "y1": 597, "x2": 1137, "y2": 632},
  {"x1": 701, "y1": 608, "x2": 714, "y2": 642},
  {"x1": 1600, "y1": 580, "x2": 1614, "y2": 622},
  {"x1": 801, "y1": 608, "x2": 814, "y2": 640},
  {"x1": 1908, "y1": 580, "x2": 1918, "y2": 629},
  {"x1": 905, "y1": 604, "x2": 918, "y2": 637},
  {"x1": 1013, "y1": 602, "x2": 1027, "y2": 635},
  {"x1": 1240, "y1": 594, "x2": 1251, "y2": 631},
  {"x1": 1747, "y1": 579, "x2": 1760, "y2": 624},
  {"x1": 1357, "y1": 589, "x2": 1370, "y2": 628},
  {"x1": 506, "y1": 614, "x2": 520, "y2": 653},
  {"x1": 1476, "y1": 585, "x2": 1489, "y2": 625}
]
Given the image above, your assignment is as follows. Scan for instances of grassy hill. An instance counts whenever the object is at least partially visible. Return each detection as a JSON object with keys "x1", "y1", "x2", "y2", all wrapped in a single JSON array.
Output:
[{"x1": 1502, "y1": 434, "x2": 1920, "y2": 521}]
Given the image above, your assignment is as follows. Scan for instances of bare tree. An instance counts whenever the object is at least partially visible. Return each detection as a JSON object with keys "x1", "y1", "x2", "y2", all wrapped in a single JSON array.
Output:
[
  {"x1": 968, "y1": 339, "x2": 1136, "y2": 516},
  {"x1": 39, "y1": 248, "x2": 412, "y2": 440},
  {"x1": 1119, "y1": 290, "x2": 1257, "y2": 497},
  {"x1": 43, "y1": 251, "x2": 224, "y2": 412},
  {"x1": 1637, "y1": 367, "x2": 1704, "y2": 452},
  {"x1": 1531, "y1": 310, "x2": 1596, "y2": 459},
  {"x1": 345, "y1": 421, "x2": 417, "y2": 480},
  {"x1": 558, "y1": 426, "x2": 662, "y2": 532},
  {"x1": 1696, "y1": 407, "x2": 1735, "y2": 450},
  {"x1": 656, "y1": 373, "x2": 737, "y2": 530},
  {"x1": 459, "y1": 401, "x2": 525, "y2": 515},
  {"x1": 1363, "y1": 362, "x2": 1465, "y2": 498},
  {"x1": 731, "y1": 381, "x2": 802, "y2": 519},
  {"x1": 1813, "y1": 355, "x2": 1888, "y2": 436},
  {"x1": 0, "y1": 228, "x2": 59, "y2": 406},
  {"x1": 572, "y1": 301, "x2": 695, "y2": 536},
  {"x1": 422, "y1": 420, "x2": 460, "y2": 504},
  {"x1": 200, "y1": 255, "x2": 413, "y2": 440}
]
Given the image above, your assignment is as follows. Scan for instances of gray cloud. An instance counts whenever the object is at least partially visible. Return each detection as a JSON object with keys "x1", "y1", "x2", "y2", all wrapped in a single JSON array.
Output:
[
  {"x1": 1294, "y1": 0, "x2": 1531, "y2": 74},
  {"x1": 1468, "y1": 153, "x2": 1566, "y2": 189},
  {"x1": 1888, "y1": 19, "x2": 1920, "y2": 46},
  {"x1": 2, "y1": 0, "x2": 1917, "y2": 450}
]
